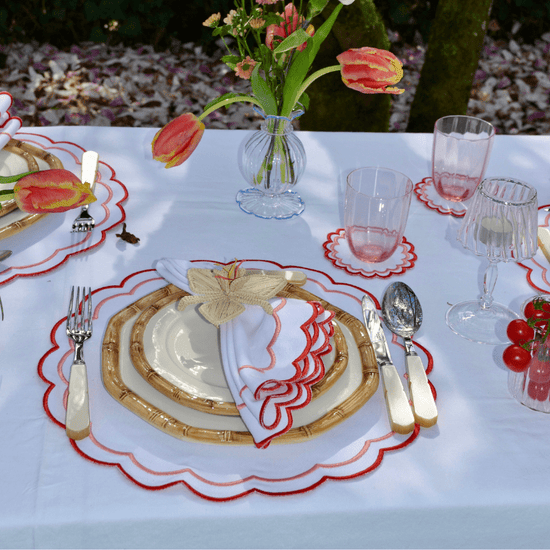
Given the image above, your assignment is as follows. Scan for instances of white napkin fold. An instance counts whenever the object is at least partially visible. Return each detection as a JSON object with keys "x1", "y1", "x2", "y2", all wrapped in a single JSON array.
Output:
[
  {"x1": 0, "y1": 92, "x2": 22, "y2": 151},
  {"x1": 155, "y1": 258, "x2": 335, "y2": 448}
]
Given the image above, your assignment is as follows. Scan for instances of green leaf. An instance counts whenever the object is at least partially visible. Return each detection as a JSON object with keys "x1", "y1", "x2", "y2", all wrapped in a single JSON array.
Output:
[
  {"x1": 221, "y1": 55, "x2": 240, "y2": 70},
  {"x1": 306, "y1": 0, "x2": 330, "y2": 19},
  {"x1": 281, "y1": 2, "x2": 344, "y2": 116},
  {"x1": 272, "y1": 28, "x2": 311, "y2": 55},
  {"x1": 250, "y1": 63, "x2": 277, "y2": 115}
]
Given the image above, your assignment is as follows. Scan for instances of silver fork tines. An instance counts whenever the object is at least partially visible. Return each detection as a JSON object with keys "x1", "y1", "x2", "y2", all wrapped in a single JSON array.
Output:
[
  {"x1": 65, "y1": 286, "x2": 93, "y2": 440},
  {"x1": 71, "y1": 206, "x2": 95, "y2": 233},
  {"x1": 71, "y1": 151, "x2": 99, "y2": 233}
]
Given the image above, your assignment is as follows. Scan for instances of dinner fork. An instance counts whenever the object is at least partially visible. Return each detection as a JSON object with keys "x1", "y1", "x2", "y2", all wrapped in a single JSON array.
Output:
[
  {"x1": 71, "y1": 151, "x2": 99, "y2": 232},
  {"x1": 65, "y1": 286, "x2": 92, "y2": 440}
]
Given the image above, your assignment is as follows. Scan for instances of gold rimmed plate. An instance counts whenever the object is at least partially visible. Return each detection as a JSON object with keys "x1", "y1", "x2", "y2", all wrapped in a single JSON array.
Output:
[
  {"x1": 129, "y1": 286, "x2": 349, "y2": 415},
  {"x1": 0, "y1": 139, "x2": 63, "y2": 239},
  {"x1": 102, "y1": 283, "x2": 379, "y2": 446}
]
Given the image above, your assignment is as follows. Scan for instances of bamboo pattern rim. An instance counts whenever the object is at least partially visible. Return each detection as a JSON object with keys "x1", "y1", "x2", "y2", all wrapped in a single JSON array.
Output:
[
  {"x1": 0, "y1": 139, "x2": 64, "y2": 236},
  {"x1": 129, "y1": 286, "x2": 349, "y2": 415},
  {"x1": 102, "y1": 283, "x2": 379, "y2": 446}
]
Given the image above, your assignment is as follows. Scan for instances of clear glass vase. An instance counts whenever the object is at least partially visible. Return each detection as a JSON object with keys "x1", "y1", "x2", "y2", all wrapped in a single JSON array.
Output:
[{"x1": 236, "y1": 110, "x2": 306, "y2": 220}]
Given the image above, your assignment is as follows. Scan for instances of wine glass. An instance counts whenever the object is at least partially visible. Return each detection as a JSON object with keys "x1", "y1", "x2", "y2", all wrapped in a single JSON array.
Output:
[{"x1": 447, "y1": 177, "x2": 538, "y2": 344}]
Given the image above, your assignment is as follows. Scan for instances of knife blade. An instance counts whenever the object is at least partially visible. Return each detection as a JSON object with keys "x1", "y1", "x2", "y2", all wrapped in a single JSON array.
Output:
[{"x1": 362, "y1": 295, "x2": 415, "y2": 434}]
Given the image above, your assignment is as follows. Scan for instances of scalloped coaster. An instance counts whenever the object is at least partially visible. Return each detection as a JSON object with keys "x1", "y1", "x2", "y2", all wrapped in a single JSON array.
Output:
[
  {"x1": 414, "y1": 177, "x2": 469, "y2": 218},
  {"x1": 323, "y1": 228, "x2": 417, "y2": 279}
]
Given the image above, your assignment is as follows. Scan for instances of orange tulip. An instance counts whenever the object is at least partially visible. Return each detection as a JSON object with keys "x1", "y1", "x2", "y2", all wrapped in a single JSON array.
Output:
[
  {"x1": 152, "y1": 113, "x2": 205, "y2": 168},
  {"x1": 337, "y1": 47, "x2": 404, "y2": 95},
  {"x1": 14, "y1": 169, "x2": 96, "y2": 213}
]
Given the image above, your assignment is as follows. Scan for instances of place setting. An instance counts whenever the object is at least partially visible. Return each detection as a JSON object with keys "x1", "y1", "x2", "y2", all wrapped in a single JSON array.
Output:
[
  {"x1": 39, "y1": 258, "x2": 437, "y2": 501},
  {"x1": 0, "y1": 94, "x2": 128, "y2": 286}
]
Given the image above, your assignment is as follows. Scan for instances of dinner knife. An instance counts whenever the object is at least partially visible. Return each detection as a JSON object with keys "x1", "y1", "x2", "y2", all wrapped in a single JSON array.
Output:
[
  {"x1": 82, "y1": 150, "x2": 99, "y2": 191},
  {"x1": 362, "y1": 295, "x2": 415, "y2": 434}
]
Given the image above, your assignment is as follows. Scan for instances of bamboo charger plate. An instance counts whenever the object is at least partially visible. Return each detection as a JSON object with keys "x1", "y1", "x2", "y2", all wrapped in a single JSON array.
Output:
[{"x1": 102, "y1": 283, "x2": 379, "y2": 446}]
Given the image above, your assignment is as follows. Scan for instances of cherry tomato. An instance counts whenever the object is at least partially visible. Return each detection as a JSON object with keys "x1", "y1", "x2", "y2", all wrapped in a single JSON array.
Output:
[
  {"x1": 531, "y1": 309, "x2": 550, "y2": 322},
  {"x1": 506, "y1": 319, "x2": 535, "y2": 345},
  {"x1": 524, "y1": 301, "x2": 537, "y2": 319},
  {"x1": 528, "y1": 360, "x2": 550, "y2": 383},
  {"x1": 527, "y1": 380, "x2": 550, "y2": 401},
  {"x1": 502, "y1": 344, "x2": 531, "y2": 372},
  {"x1": 524, "y1": 299, "x2": 550, "y2": 320}
]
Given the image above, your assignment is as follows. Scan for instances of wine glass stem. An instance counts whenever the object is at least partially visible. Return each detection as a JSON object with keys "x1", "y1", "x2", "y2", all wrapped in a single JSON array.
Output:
[{"x1": 481, "y1": 259, "x2": 498, "y2": 310}]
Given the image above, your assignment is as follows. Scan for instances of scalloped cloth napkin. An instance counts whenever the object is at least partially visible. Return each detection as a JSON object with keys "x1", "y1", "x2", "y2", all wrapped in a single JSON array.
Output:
[{"x1": 155, "y1": 259, "x2": 335, "y2": 448}]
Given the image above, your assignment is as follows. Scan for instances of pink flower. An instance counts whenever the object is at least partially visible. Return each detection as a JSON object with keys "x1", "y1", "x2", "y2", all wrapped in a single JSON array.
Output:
[
  {"x1": 255, "y1": 0, "x2": 278, "y2": 4},
  {"x1": 14, "y1": 169, "x2": 96, "y2": 213},
  {"x1": 337, "y1": 47, "x2": 404, "y2": 95},
  {"x1": 152, "y1": 113, "x2": 205, "y2": 168},
  {"x1": 266, "y1": 3, "x2": 314, "y2": 52},
  {"x1": 235, "y1": 56, "x2": 258, "y2": 80}
]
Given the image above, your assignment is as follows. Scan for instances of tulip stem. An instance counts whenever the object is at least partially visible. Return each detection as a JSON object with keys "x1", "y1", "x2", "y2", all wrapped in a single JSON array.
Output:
[
  {"x1": 0, "y1": 171, "x2": 37, "y2": 184},
  {"x1": 198, "y1": 95, "x2": 265, "y2": 121},
  {"x1": 293, "y1": 65, "x2": 341, "y2": 107},
  {"x1": 0, "y1": 190, "x2": 15, "y2": 201}
]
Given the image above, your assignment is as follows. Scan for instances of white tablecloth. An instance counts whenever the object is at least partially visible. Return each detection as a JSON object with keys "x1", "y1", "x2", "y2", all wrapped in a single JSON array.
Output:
[{"x1": 1, "y1": 126, "x2": 550, "y2": 548}]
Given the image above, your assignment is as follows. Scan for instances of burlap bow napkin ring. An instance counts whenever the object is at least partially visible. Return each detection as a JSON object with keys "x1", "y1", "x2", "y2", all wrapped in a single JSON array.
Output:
[{"x1": 177, "y1": 266, "x2": 288, "y2": 327}]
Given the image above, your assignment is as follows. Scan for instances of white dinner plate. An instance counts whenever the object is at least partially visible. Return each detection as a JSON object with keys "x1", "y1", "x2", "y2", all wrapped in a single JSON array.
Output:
[{"x1": 129, "y1": 288, "x2": 348, "y2": 415}]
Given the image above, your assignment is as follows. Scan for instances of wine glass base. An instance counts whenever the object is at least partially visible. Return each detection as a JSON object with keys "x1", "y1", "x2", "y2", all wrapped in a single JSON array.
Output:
[
  {"x1": 446, "y1": 300, "x2": 520, "y2": 345},
  {"x1": 236, "y1": 188, "x2": 305, "y2": 220}
]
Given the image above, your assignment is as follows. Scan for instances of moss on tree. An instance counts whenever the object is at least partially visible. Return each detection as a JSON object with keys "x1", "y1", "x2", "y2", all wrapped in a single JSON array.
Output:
[
  {"x1": 407, "y1": 0, "x2": 494, "y2": 133},
  {"x1": 299, "y1": 0, "x2": 392, "y2": 132}
]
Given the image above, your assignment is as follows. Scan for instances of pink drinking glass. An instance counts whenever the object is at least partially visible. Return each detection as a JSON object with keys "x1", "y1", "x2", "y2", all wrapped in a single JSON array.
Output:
[
  {"x1": 432, "y1": 115, "x2": 495, "y2": 202},
  {"x1": 345, "y1": 167, "x2": 413, "y2": 263}
]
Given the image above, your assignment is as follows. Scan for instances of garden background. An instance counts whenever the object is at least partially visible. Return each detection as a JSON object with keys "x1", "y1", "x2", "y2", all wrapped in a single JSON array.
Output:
[{"x1": 1, "y1": 0, "x2": 549, "y2": 134}]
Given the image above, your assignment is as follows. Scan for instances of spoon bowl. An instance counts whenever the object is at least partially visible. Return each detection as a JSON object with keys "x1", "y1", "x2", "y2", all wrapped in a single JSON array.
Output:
[
  {"x1": 382, "y1": 282, "x2": 437, "y2": 428},
  {"x1": 381, "y1": 282, "x2": 422, "y2": 340},
  {"x1": 0, "y1": 250, "x2": 12, "y2": 262}
]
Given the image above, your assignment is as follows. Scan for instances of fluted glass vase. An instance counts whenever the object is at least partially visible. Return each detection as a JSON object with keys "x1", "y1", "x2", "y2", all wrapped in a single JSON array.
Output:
[{"x1": 236, "y1": 111, "x2": 306, "y2": 220}]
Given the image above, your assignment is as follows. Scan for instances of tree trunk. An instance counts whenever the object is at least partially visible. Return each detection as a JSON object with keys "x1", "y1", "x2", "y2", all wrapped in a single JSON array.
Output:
[
  {"x1": 406, "y1": 0, "x2": 493, "y2": 133},
  {"x1": 299, "y1": 0, "x2": 392, "y2": 132}
]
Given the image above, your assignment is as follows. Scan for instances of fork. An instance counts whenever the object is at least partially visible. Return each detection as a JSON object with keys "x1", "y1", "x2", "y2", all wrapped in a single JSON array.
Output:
[
  {"x1": 65, "y1": 286, "x2": 93, "y2": 440},
  {"x1": 71, "y1": 151, "x2": 99, "y2": 232}
]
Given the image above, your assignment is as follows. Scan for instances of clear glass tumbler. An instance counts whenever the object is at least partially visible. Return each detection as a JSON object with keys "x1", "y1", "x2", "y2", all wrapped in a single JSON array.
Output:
[
  {"x1": 432, "y1": 115, "x2": 495, "y2": 202},
  {"x1": 345, "y1": 167, "x2": 413, "y2": 264}
]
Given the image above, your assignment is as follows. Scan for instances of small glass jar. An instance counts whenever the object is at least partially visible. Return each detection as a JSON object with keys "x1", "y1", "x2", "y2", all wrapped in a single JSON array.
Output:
[{"x1": 508, "y1": 294, "x2": 550, "y2": 412}]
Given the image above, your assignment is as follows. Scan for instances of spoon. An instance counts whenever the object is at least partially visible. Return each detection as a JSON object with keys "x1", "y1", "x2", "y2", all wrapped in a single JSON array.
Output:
[
  {"x1": 381, "y1": 282, "x2": 438, "y2": 428},
  {"x1": 0, "y1": 250, "x2": 12, "y2": 262}
]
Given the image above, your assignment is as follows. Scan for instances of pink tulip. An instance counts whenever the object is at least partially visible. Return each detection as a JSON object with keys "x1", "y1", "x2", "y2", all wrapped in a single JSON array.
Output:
[
  {"x1": 337, "y1": 47, "x2": 404, "y2": 94},
  {"x1": 152, "y1": 113, "x2": 205, "y2": 168},
  {"x1": 14, "y1": 169, "x2": 97, "y2": 213},
  {"x1": 266, "y1": 3, "x2": 314, "y2": 52}
]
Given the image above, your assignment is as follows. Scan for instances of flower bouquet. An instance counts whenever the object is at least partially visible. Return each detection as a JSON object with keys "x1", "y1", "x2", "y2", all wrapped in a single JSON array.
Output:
[{"x1": 152, "y1": 0, "x2": 405, "y2": 218}]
